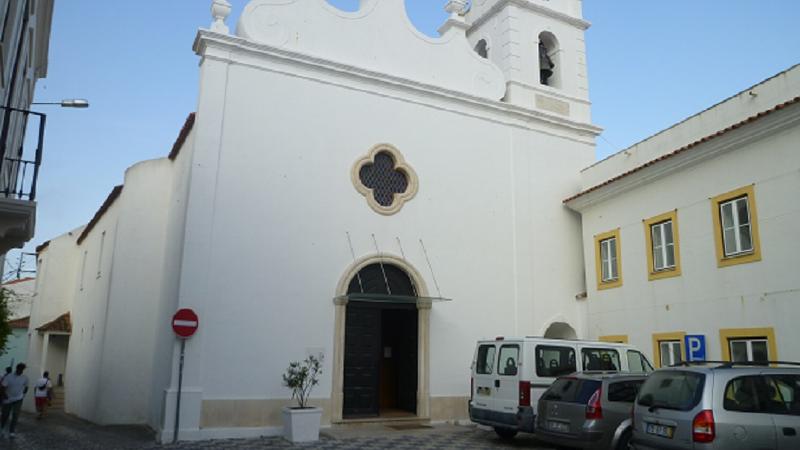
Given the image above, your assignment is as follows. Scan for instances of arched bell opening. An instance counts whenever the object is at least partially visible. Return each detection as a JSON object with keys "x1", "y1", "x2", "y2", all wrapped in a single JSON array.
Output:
[
  {"x1": 474, "y1": 38, "x2": 489, "y2": 59},
  {"x1": 538, "y1": 31, "x2": 560, "y2": 88}
]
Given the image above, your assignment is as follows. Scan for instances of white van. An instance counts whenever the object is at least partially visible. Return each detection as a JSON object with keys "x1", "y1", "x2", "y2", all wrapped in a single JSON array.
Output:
[{"x1": 469, "y1": 336, "x2": 653, "y2": 438}]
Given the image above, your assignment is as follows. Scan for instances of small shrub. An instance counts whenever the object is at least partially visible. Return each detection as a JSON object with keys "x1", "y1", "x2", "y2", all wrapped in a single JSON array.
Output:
[{"x1": 282, "y1": 354, "x2": 323, "y2": 409}]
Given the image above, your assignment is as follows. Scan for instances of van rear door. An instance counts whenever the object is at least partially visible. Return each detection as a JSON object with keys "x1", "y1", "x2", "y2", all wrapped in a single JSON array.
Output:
[
  {"x1": 495, "y1": 343, "x2": 522, "y2": 415},
  {"x1": 472, "y1": 342, "x2": 497, "y2": 412}
]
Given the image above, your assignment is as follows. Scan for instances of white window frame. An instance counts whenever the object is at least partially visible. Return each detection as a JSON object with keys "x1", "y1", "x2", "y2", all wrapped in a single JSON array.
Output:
[
  {"x1": 79, "y1": 250, "x2": 87, "y2": 291},
  {"x1": 96, "y1": 231, "x2": 106, "y2": 278},
  {"x1": 719, "y1": 196, "x2": 753, "y2": 257},
  {"x1": 600, "y1": 237, "x2": 618, "y2": 282},
  {"x1": 729, "y1": 338, "x2": 769, "y2": 362},
  {"x1": 650, "y1": 220, "x2": 675, "y2": 271},
  {"x1": 659, "y1": 340, "x2": 682, "y2": 367}
]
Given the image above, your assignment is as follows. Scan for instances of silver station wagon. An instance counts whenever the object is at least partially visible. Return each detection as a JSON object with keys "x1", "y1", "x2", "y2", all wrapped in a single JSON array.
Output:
[{"x1": 632, "y1": 362, "x2": 800, "y2": 450}]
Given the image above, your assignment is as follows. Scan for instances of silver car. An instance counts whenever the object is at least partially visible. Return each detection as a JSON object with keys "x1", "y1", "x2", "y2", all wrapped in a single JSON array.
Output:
[
  {"x1": 536, "y1": 372, "x2": 647, "y2": 450},
  {"x1": 632, "y1": 362, "x2": 800, "y2": 450}
]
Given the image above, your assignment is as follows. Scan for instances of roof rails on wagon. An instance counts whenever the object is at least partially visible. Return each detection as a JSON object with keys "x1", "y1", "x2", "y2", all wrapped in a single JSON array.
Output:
[{"x1": 670, "y1": 360, "x2": 800, "y2": 369}]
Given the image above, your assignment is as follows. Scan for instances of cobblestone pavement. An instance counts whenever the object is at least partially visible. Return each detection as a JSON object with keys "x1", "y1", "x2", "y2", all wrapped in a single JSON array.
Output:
[{"x1": 1, "y1": 412, "x2": 559, "y2": 449}]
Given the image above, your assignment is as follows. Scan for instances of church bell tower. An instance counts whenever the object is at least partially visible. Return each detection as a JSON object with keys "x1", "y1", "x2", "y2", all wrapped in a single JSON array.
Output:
[{"x1": 464, "y1": 0, "x2": 592, "y2": 123}]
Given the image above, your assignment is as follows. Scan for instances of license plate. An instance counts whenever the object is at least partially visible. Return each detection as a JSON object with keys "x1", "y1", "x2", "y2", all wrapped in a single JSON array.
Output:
[
  {"x1": 477, "y1": 386, "x2": 491, "y2": 396},
  {"x1": 547, "y1": 420, "x2": 570, "y2": 433},
  {"x1": 645, "y1": 423, "x2": 674, "y2": 438}
]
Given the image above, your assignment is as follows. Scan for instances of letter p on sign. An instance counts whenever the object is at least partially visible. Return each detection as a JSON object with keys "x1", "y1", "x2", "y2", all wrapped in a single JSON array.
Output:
[{"x1": 685, "y1": 335, "x2": 706, "y2": 361}]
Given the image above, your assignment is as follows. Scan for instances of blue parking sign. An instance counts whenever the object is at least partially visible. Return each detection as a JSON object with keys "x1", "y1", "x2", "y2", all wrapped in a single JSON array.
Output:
[{"x1": 685, "y1": 335, "x2": 706, "y2": 361}]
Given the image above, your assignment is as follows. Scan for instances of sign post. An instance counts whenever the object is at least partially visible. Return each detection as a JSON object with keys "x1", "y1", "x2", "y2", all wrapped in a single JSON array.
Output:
[{"x1": 172, "y1": 308, "x2": 199, "y2": 443}]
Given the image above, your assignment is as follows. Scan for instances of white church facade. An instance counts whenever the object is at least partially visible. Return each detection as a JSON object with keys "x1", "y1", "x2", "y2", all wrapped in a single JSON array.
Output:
[{"x1": 22, "y1": 0, "x2": 800, "y2": 442}]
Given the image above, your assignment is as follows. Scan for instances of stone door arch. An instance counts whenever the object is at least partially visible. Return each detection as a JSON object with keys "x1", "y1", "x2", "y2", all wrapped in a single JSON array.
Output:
[{"x1": 331, "y1": 255, "x2": 430, "y2": 422}]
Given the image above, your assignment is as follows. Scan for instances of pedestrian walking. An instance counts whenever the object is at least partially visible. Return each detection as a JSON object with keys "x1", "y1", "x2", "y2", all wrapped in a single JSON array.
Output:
[
  {"x1": 0, "y1": 363, "x2": 28, "y2": 439},
  {"x1": 34, "y1": 371, "x2": 53, "y2": 419}
]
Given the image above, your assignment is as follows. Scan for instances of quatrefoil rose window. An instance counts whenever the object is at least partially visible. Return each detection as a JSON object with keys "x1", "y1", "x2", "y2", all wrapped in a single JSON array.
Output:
[{"x1": 352, "y1": 144, "x2": 418, "y2": 215}]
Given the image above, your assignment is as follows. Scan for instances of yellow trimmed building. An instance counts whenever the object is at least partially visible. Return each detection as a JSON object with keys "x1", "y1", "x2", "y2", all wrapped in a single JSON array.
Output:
[{"x1": 565, "y1": 65, "x2": 800, "y2": 368}]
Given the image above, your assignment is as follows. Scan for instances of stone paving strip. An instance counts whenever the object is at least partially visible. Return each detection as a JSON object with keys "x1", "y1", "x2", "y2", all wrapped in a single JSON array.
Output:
[{"x1": 3, "y1": 412, "x2": 557, "y2": 449}]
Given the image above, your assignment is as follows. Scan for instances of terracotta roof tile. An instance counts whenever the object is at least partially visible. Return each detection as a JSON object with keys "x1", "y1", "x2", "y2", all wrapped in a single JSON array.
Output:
[
  {"x1": 2, "y1": 277, "x2": 35, "y2": 286},
  {"x1": 168, "y1": 113, "x2": 196, "y2": 161},
  {"x1": 76, "y1": 185, "x2": 123, "y2": 245},
  {"x1": 36, "y1": 312, "x2": 71, "y2": 333},
  {"x1": 35, "y1": 240, "x2": 50, "y2": 253},
  {"x1": 564, "y1": 96, "x2": 800, "y2": 204},
  {"x1": 8, "y1": 316, "x2": 29, "y2": 329},
  {"x1": 72, "y1": 113, "x2": 195, "y2": 247}
]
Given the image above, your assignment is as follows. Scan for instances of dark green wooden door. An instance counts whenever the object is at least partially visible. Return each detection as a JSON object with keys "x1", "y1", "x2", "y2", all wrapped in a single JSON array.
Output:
[{"x1": 343, "y1": 305, "x2": 381, "y2": 417}]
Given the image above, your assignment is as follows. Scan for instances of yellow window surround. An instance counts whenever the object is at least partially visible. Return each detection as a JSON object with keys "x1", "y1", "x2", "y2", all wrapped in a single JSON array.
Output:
[
  {"x1": 643, "y1": 210, "x2": 681, "y2": 280},
  {"x1": 719, "y1": 327, "x2": 778, "y2": 362},
  {"x1": 711, "y1": 185, "x2": 762, "y2": 267},
  {"x1": 594, "y1": 228, "x2": 622, "y2": 290},
  {"x1": 652, "y1": 331, "x2": 686, "y2": 368},
  {"x1": 599, "y1": 335, "x2": 629, "y2": 344}
]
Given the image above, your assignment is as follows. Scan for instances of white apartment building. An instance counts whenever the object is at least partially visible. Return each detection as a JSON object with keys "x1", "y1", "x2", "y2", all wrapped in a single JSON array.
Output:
[
  {"x1": 0, "y1": 0, "x2": 53, "y2": 253},
  {"x1": 565, "y1": 66, "x2": 800, "y2": 367}
]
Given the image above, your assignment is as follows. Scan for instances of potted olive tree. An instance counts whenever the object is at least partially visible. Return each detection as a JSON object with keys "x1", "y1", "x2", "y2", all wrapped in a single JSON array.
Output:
[{"x1": 282, "y1": 353, "x2": 323, "y2": 442}]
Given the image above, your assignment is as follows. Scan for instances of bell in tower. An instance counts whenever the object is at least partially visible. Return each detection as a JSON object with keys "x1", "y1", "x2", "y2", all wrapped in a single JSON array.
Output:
[
  {"x1": 463, "y1": 0, "x2": 593, "y2": 122},
  {"x1": 539, "y1": 41, "x2": 555, "y2": 85}
]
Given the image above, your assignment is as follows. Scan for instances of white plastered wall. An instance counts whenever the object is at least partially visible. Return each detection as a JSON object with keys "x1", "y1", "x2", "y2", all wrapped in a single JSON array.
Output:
[
  {"x1": 24, "y1": 227, "x2": 84, "y2": 412},
  {"x1": 64, "y1": 196, "x2": 119, "y2": 421}
]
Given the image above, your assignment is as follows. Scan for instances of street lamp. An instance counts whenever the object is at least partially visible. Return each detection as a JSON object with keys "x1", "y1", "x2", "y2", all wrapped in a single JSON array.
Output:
[{"x1": 31, "y1": 98, "x2": 90, "y2": 108}]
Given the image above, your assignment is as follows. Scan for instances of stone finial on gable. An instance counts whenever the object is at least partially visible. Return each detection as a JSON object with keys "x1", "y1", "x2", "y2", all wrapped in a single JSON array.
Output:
[
  {"x1": 439, "y1": 0, "x2": 470, "y2": 35},
  {"x1": 211, "y1": 0, "x2": 232, "y2": 34},
  {"x1": 444, "y1": 0, "x2": 470, "y2": 16}
]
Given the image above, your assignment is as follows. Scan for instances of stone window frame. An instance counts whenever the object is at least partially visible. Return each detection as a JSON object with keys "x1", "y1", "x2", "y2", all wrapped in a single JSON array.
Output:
[
  {"x1": 652, "y1": 331, "x2": 686, "y2": 368},
  {"x1": 643, "y1": 210, "x2": 682, "y2": 280},
  {"x1": 351, "y1": 143, "x2": 418, "y2": 215},
  {"x1": 594, "y1": 228, "x2": 622, "y2": 290},
  {"x1": 711, "y1": 184, "x2": 762, "y2": 267},
  {"x1": 719, "y1": 327, "x2": 778, "y2": 363}
]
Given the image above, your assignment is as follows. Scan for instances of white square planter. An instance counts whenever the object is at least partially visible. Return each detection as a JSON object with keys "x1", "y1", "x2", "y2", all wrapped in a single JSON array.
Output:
[{"x1": 282, "y1": 406, "x2": 322, "y2": 442}]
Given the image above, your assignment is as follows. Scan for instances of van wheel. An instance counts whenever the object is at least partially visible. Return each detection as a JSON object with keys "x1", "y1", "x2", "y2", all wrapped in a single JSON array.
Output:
[
  {"x1": 494, "y1": 427, "x2": 518, "y2": 439},
  {"x1": 616, "y1": 430, "x2": 632, "y2": 450}
]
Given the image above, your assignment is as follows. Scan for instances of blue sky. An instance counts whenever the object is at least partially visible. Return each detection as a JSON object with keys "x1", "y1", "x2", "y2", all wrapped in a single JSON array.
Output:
[{"x1": 7, "y1": 0, "x2": 799, "y2": 277}]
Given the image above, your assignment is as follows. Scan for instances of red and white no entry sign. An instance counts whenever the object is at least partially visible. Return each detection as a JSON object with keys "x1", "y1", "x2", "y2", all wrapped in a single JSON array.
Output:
[{"x1": 172, "y1": 308, "x2": 199, "y2": 338}]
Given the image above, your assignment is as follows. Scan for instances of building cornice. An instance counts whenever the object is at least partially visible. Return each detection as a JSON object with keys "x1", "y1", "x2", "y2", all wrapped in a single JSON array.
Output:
[
  {"x1": 193, "y1": 30, "x2": 602, "y2": 143},
  {"x1": 564, "y1": 98, "x2": 800, "y2": 211},
  {"x1": 468, "y1": 0, "x2": 591, "y2": 32},
  {"x1": 33, "y1": 0, "x2": 55, "y2": 79}
]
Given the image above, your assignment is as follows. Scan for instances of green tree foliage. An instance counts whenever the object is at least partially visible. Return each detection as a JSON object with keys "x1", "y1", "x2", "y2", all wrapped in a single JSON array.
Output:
[{"x1": 0, "y1": 289, "x2": 11, "y2": 357}]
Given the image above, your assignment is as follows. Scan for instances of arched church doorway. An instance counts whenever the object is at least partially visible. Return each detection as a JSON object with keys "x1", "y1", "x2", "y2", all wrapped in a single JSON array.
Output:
[
  {"x1": 543, "y1": 322, "x2": 578, "y2": 340},
  {"x1": 342, "y1": 263, "x2": 418, "y2": 418}
]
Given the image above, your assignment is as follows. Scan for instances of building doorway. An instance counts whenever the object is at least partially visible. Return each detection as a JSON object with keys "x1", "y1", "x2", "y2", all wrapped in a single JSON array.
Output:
[{"x1": 342, "y1": 263, "x2": 418, "y2": 418}]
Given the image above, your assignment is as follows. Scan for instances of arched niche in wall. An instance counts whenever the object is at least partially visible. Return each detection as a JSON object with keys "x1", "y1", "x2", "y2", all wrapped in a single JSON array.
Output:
[{"x1": 474, "y1": 38, "x2": 489, "y2": 59}]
